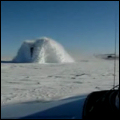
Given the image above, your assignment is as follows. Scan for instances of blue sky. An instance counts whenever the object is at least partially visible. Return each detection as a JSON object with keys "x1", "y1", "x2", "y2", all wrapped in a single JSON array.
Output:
[{"x1": 1, "y1": 1, "x2": 119, "y2": 57}]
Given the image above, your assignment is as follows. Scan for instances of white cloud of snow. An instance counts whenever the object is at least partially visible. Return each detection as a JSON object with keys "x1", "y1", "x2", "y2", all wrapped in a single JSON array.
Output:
[{"x1": 13, "y1": 37, "x2": 74, "y2": 63}]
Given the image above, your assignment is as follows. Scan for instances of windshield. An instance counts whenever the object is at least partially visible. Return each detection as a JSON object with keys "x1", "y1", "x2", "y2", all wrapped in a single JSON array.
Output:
[{"x1": 1, "y1": 1, "x2": 119, "y2": 108}]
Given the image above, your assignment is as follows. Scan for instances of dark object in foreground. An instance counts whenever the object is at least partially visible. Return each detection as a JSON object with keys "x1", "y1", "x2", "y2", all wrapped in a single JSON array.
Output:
[{"x1": 83, "y1": 89, "x2": 119, "y2": 119}]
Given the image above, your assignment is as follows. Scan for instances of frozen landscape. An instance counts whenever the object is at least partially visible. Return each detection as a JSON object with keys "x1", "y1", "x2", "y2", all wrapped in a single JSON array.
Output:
[{"x1": 1, "y1": 38, "x2": 119, "y2": 105}]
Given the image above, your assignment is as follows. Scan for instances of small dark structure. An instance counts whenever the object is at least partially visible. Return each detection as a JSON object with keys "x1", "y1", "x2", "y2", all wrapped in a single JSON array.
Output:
[{"x1": 107, "y1": 55, "x2": 112, "y2": 59}]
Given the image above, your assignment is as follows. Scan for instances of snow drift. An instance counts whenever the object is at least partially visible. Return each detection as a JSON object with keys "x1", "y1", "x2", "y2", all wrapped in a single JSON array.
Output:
[{"x1": 13, "y1": 37, "x2": 74, "y2": 63}]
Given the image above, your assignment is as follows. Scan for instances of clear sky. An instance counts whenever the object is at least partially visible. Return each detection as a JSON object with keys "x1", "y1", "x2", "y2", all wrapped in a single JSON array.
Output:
[{"x1": 1, "y1": 1, "x2": 119, "y2": 57}]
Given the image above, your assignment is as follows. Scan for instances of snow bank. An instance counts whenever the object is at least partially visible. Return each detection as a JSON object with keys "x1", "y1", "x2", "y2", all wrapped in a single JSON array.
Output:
[{"x1": 13, "y1": 37, "x2": 74, "y2": 63}]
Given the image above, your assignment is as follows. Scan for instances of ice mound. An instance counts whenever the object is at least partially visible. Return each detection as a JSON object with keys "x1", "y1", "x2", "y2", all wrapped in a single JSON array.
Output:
[{"x1": 13, "y1": 37, "x2": 74, "y2": 63}]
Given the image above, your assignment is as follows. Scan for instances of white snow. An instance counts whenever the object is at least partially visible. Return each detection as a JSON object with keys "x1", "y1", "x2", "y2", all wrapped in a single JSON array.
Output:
[
  {"x1": 12, "y1": 37, "x2": 74, "y2": 63},
  {"x1": 1, "y1": 54, "x2": 119, "y2": 105}
]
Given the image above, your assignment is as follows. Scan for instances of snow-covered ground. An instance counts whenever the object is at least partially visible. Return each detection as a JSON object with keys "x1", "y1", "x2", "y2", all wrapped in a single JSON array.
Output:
[{"x1": 1, "y1": 55, "x2": 119, "y2": 105}]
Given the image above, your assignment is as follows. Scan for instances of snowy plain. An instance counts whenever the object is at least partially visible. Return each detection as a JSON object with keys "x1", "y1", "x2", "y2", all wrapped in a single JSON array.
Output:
[{"x1": 1, "y1": 55, "x2": 119, "y2": 105}]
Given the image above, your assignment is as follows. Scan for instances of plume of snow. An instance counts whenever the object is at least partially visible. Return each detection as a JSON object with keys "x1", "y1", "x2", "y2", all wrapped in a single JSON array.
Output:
[{"x1": 13, "y1": 37, "x2": 74, "y2": 63}]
